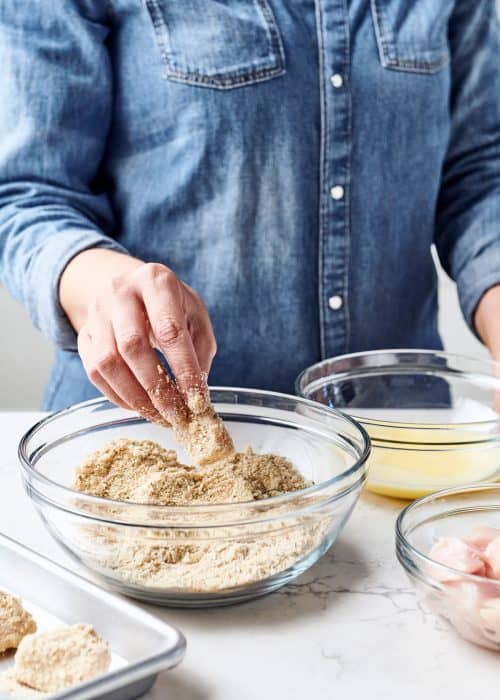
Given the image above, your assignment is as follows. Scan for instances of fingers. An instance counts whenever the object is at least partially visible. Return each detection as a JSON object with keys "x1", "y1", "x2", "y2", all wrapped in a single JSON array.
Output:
[
  {"x1": 140, "y1": 265, "x2": 204, "y2": 395},
  {"x1": 110, "y1": 291, "x2": 187, "y2": 424},
  {"x1": 190, "y1": 314, "x2": 217, "y2": 376},
  {"x1": 78, "y1": 318, "x2": 165, "y2": 425},
  {"x1": 184, "y1": 280, "x2": 217, "y2": 376},
  {"x1": 77, "y1": 261, "x2": 217, "y2": 425},
  {"x1": 78, "y1": 330, "x2": 129, "y2": 410}
]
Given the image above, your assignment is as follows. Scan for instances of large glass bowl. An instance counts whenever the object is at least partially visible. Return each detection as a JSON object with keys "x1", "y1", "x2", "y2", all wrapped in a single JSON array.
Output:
[
  {"x1": 18, "y1": 388, "x2": 370, "y2": 608},
  {"x1": 396, "y1": 485, "x2": 500, "y2": 651},
  {"x1": 296, "y1": 350, "x2": 500, "y2": 499}
]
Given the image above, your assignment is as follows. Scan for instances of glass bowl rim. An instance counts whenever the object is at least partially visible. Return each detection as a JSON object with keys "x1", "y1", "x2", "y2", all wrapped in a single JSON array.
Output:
[
  {"x1": 396, "y1": 482, "x2": 500, "y2": 588},
  {"x1": 295, "y1": 348, "x2": 500, "y2": 432},
  {"x1": 18, "y1": 387, "x2": 371, "y2": 524}
]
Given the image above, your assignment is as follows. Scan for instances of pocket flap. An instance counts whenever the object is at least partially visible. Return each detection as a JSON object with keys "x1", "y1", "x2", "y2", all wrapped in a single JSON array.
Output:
[
  {"x1": 372, "y1": 0, "x2": 453, "y2": 74},
  {"x1": 146, "y1": 0, "x2": 286, "y2": 88}
]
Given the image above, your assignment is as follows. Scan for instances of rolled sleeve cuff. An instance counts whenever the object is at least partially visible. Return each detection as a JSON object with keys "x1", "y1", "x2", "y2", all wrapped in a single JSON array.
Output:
[
  {"x1": 27, "y1": 229, "x2": 128, "y2": 351},
  {"x1": 457, "y1": 249, "x2": 500, "y2": 338}
]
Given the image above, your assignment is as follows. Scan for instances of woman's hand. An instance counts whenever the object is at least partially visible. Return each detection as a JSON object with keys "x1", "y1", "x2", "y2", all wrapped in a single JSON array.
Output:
[{"x1": 59, "y1": 249, "x2": 217, "y2": 424}]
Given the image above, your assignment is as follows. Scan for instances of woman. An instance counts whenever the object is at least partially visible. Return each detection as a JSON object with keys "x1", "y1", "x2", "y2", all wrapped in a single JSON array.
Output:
[{"x1": 0, "y1": 1, "x2": 499, "y2": 422}]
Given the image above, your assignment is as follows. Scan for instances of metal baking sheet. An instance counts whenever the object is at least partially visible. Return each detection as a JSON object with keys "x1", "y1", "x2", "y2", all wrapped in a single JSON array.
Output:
[{"x1": 0, "y1": 534, "x2": 186, "y2": 699}]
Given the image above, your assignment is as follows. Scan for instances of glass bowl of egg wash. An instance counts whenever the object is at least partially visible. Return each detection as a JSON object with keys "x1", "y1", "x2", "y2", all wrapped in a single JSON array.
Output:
[{"x1": 296, "y1": 350, "x2": 500, "y2": 499}]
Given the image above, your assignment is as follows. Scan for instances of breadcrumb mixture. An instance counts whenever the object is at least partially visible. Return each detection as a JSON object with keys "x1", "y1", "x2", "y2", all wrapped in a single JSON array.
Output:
[
  {"x1": 74, "y1": 439, "x2": 309, "y2": 505},
  {"x1": 72, "y1": 438, "x2": 323, "y2": 593}
]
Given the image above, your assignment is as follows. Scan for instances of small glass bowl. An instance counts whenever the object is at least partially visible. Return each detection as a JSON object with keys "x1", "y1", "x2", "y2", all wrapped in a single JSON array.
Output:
[
  {"x1": 18, "y1": 388, "x2": 370, "y2": 608},
  {"x1": 296, "y1": 349, "x2": 500, "y2": 499},
  {"x1": 396, "y1": 485, "x2": 500, "y2": 651}
]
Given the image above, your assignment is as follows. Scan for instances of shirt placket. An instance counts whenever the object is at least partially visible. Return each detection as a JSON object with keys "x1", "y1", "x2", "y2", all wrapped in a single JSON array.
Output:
[{"x1": 316, "y1": 0, "x2": 351, "y2": 358}]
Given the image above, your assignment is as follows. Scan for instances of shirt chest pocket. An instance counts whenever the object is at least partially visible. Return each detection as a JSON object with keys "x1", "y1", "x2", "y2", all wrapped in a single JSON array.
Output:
[
  {"x1": 371, "y1": 0, "x2": 454, "y2": 74},
  {"x1": 145, "y1": 0, "x2": 286, "y2": 89}
]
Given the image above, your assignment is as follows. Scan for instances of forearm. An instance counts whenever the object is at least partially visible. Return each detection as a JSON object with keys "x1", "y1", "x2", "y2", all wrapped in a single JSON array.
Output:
[
  {"x1": 0, "y1": 0, "x2": 126, "y2": 348},
  {"x1": 59, "y1": 248, "x2": 143, "y2": 333},
  {"x1": 434, "y1": 0, "x2": 500, "y2": 332}
]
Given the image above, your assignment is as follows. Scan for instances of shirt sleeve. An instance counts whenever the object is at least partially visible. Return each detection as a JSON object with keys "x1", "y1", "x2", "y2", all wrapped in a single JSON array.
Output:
[
  {"x1": 434, "y1": 0, "x2": 500, "y2": 335},
  {"x1": 0, "y1": 0, "x2": 127, "y2": 351}
]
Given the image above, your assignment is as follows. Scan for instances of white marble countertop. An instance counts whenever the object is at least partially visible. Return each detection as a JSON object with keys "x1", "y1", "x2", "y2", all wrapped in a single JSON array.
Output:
[{"x1": 0, "y1": 412, "x2": 498, "y2": 699}]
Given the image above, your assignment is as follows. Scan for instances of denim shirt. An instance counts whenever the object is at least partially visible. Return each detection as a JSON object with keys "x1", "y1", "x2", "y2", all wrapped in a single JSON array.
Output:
[{"x1": 0, "y1": 1, "x2": 499, "y2": 410}]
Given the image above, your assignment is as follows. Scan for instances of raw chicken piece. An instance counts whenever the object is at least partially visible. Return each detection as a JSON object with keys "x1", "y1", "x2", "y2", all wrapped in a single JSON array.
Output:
[
  {"x1": 153, "y1": 367, "x2": 235, "y2": 467},
  {"x1": 484, "y1": 537, "x2": 500, "y2": 580},
  {"x1": 465, "y1": 526, "x2": 500, "y2": 552},
  {"x1": 445, "y1": 580, "x2": 498, "y2": 614},
  {"x1": 174, "y1": 390, "x2": 234, "y2": 466},
  {"x1": 426, "y1": 529, "x2": 500, "y2": 650},
  {"x1": 428, "y1": 537, "x2": 486, "y2": 581},
  {"x1": 479, "y1": 597, "x2": 500, "y2": 645},
  {"x1": 444, "y1": 581, "x2": 492, "y2": 648}
]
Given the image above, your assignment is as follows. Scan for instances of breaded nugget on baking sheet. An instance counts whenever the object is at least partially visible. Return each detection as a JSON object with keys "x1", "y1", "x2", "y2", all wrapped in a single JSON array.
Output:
[
  {"x1": 0, "y1": 591, "x2": 36, "y2": 653},
  {"x1": 14, "y1": 623, "x2": 111, "y2": 693}
]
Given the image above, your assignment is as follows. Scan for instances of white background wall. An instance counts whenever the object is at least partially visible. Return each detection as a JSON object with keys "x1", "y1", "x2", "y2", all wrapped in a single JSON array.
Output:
[
  {"x1": 0, "y1": 287, "x2": 54, "y2": 409},
  {"x1": 0, "y1": 256, "x2": 489, "y2": 410}
]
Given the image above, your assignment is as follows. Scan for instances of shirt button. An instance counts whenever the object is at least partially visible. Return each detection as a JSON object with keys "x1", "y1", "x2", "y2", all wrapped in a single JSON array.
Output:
[
  {"x1": 328, "y1": 295, "x2": 343, "y2": 311},
  {"x1": 330, "y1": 185, "x2": 344, "y2": 200},
  {"x1": 330, "y1": 73, "x2": 343, "y2": 88}
]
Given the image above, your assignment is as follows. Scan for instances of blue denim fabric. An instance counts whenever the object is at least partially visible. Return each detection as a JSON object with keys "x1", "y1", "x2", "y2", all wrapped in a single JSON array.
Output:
[{"x1": 0, "y1": 0, "x2": 499, "y2": 410}]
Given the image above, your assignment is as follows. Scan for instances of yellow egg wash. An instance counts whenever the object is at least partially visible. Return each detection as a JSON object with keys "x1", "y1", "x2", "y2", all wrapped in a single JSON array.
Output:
[{"x1": 363, "y1": 422, "x2": 500, "y2": 499}]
